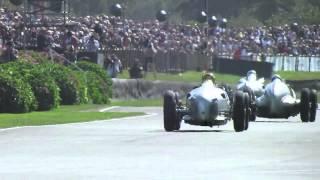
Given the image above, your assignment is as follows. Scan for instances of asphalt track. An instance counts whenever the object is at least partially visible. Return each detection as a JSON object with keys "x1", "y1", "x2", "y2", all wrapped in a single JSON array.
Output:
[{"x1": 0, "y1": 106, "x2": 319, "y2": 180}]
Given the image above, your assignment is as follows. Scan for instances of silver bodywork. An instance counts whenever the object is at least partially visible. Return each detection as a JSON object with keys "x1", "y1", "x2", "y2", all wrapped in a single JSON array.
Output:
[
  {"x1": 180, "y1": 80, "x2": 231, "y2": 126},
  {"x1": 237, "y1": 74, "x2": 265, "y2": 97},
  {"x1": 256, "y1": 79, "x2": 299, "y2": 118}
]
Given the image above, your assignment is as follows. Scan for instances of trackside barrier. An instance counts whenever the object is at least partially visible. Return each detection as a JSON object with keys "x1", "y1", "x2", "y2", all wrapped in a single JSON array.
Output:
[
  {"x1": 75, "y1": 50, "x2": 320, "y2": 73},
  {"x1": 266, "y1": 56, "x2": 320, "y2": 72},
  {"x1": 213, "y1": 58, "x2": 274, "y2": 78},
  {"x1": 310, "y1": 57, "x2": 320, "y2": 72},
  {"x1": 77, "y1": 50, "x2": 211, "y2": 73}
]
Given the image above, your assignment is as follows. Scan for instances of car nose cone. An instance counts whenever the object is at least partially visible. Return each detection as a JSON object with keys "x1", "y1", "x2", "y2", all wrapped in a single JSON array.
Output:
[{"x1": 190, "y1": 96, "x2": 218, "y2": 121}]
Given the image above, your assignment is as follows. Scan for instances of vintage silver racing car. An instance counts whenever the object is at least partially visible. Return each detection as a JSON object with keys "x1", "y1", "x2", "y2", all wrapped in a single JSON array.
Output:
[
  {"x1": 236, "y1": 70, "x2": 265, "y2": 121},
  {"x1": 255, "y1": 75, "x2": 317, "y2": 122},
  {"x1": 237, "y1": 70, "x2": 265, "y2": 97},
  {"x1": 163, "y1": 73, "x2": 251, "y2": 132}
]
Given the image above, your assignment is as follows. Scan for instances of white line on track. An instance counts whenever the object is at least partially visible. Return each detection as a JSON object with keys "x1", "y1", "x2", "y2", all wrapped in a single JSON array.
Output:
[{"x1": 99, "y1": 106, "x2": 120, "y2": 112}]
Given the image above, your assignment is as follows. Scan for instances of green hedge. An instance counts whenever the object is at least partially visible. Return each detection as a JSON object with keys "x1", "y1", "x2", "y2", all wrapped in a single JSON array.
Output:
[
  {"x1": 0, "y1": 73, "x2": 37, "y2": 113},
  {"x1": 27, "y1": 67, "x2": 60, "y2": 111},
  {"x1": 71, "y1": 61, "x2": 112, "y2": 104},
  {"x1": 1, "y1": 61, "x2": 61, "y2": 111},
  {"x1": 73, "y1": 71, "x2": 89, "y2": 104},
  {"x1": 43, "y1": 63, "x2": 82, "y2": 105},
  {"x1": 0, "y1": 58, "x2": 112, "y2": 113}
]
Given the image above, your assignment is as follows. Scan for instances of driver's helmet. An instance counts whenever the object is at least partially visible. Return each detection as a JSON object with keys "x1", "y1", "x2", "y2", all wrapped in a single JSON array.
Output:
[
  {"x1": 247, "y1": 70, "x2": 256, "y2": 77},
  {"x1": 202, "y1": 72, "x2": 216, "y2": 83},
  {"x1": 271, "y1": 74, "x2": 282, "y2": 81},
  {"x1": 246, "y1": 70, "x2": 257, "y2": 81}
]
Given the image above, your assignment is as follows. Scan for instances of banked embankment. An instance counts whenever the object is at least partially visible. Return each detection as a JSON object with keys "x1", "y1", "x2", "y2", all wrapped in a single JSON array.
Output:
[{"x1": 112, "y1": 79, "x2": 320, "y2": 99}]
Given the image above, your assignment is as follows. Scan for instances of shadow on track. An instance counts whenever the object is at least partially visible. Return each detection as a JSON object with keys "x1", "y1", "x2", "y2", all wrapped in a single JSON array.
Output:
[
  {"x1": 151, "y1": 129, "x2": 234, "y2": 133},
  {"x1": 253, "y1": 120, "x2": 300, "y2": 123},
  {"x1": 174, "y1": 129, "x2": 234, "y2": 133}
]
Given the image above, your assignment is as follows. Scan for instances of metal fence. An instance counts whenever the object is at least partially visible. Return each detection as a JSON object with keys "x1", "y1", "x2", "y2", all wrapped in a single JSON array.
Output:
[
  {"x1": 265, "y1": 56, "x2": 320, "y2": 72},
  {"x1": 81, "y1": 49, "x2": 212, "y2": 73},
  {"x1": 77, "y1": 50, "x2": 320, "y2": 73}
]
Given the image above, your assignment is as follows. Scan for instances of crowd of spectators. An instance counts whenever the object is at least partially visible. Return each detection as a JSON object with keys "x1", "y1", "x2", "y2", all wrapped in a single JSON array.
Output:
[{"x1": 0, "y1": 7, "x2": 320, "y2": 63}]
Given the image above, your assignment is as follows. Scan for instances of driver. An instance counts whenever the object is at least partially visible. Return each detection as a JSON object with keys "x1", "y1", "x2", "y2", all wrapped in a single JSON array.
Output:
[
  {"x1": 246, "y1": 70, "x2": 257, "y2": 81},
  {"x1": 271, "y1": 74, "x2": 282, "y2": 82},
  {"x1": 201, "y1": 72, "x2": 216, "y2": 84}
]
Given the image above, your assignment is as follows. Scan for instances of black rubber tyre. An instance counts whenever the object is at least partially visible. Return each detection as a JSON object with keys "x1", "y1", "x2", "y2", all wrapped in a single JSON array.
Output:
[
  {"x1": 243, "y1": 87, "x2": 256, "y2": 121},
  {"x1": 163, "y1": 90, "x2": 180, "y2": 131},
  {"x1": 243, "y1": 92, "x2": 250, "y2": 130},
  {"x1": 233, "y1": 91, "x2": 246, "y2": 132},
  {"x1": 310, "y1": 89, "x2": 317, "y2": 122},
  {"x1": 300, "y1": 88, "x2": 310, "y2": 122}
]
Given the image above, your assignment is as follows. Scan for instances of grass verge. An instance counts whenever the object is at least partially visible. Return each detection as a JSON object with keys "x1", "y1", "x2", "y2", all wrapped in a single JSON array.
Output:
[
  {"x1": 0, "y1": 104, "x2": 144, "y2": 129},
  {"x1": 277, "y1": 71, "x2": 320, "y2": 81},
  {"x1": 111, "y1": 98, "x2": 162, "y2": 107}
]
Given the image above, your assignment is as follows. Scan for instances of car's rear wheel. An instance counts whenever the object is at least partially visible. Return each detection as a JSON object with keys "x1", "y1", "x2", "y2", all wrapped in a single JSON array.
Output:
[
  {"x1": 300, "y1": 88, "x2": 310, "y2": 122},
  {"x1": 310, "y1": 89, "x2": 317, "y2": 122},
  {"x1": 233, "y1": 91, "x2": 246, "y2": 132},
  {"x1": 163, "y1": 90, "x2": 180, "y2": 131}
]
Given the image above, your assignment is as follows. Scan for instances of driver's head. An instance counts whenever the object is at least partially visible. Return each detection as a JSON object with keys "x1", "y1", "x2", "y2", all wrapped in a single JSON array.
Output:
[
  {"x1": 247, "y1": 70, "x2": 256, "y2": 77},
  {"x1": 271, "y1": 74, "x2": 282, "y2": 81},
  {"x1": 246, "y1": 70, "x2": 257, "y2": 81},
  {"x1": 202, "y1": 72, "x2": 216, "y2": 83},
  {"x1": 66, "y1": 31, "x2": 72, "y2": 37}
]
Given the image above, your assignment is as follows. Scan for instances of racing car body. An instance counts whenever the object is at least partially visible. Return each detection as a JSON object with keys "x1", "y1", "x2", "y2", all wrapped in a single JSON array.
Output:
[
  {"x1": 256, "y1": 77, "x2": 317, "y2": 122},
  {"x1": 185, "y1": 80, "x2": 231, "y2": 125},
  {"x1": 237, "y1": 71, "x2": 265, "y2": 97},
  {"x1": 236, "y1": 70, "x2": 264, "y2": 121},
  {"x1": 163, "y1": 79, "x2": 250, "y2": 132}
]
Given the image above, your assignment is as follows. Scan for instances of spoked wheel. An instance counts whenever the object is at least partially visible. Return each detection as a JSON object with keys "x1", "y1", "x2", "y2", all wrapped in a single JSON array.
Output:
[
  {"x1": 310, "y1": 89, "x2": 318, "y2": 122},
  {"x1": 300, "y1": 88, "x2": 310, "y2": 122},
  {"x1": 163, "y1": 90, "x2": 181, "y2": 131},
  {"x1": 233, "y1": 91, "x2": 247, "y2": 132}
]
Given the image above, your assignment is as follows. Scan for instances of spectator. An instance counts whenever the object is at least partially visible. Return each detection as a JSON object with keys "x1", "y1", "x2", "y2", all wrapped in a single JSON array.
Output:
[
  {"x1": 85, "y1": 35, "x2": 100, "y2": 52},
  {"x1": 111, "y1": 54, "x2": 122, "y2": 74},
  {"x1": 143, "y1": 42, "x2": 157, "y2": 75},
  {"x1": 0, "y1": 7, "x2": 319, "y2": 63},
  {"x1": 1, "y1": 41, "x2": 17, "y2": 63},
  {"x1": 62, "y1": 31, "x2": 79, "y2": 52},
  {"x1": 37, "y1": 28, "x2": 51, "y2": 51},
  {"x1": 62, "y1": 31, "x2": 79, "y2": 63},
  {"x1": 129, "y1": 58, "x2": 144, "y2": 78},
  {"x1": 106, "y1": 54, "x2": 122, "y2": 78}
]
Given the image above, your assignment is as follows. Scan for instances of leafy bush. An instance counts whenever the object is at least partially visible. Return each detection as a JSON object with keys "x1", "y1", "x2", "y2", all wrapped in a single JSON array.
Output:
[
  {"x1": 18, "y1": 51, "x2": 50, "y2": 64},
  {"x1": 0, "y1": 56, "x2": 111, "y2": 113},
  {"x1": 0, "y1": 73, "x2": 37, "y2": 113},
  {"x1": 71, "y1": 61, "x2": 112, "y2": 104},
  {"x1": 27, "y1": 67, "x2": 60, "y2": 111},
  {"x1": 44, "y1": 63, "x2": 82, "y2": 105},
  {"x1": 73, "y1": 71, "x2": 89, "y2": 104},
  {"x1": 0, "y1": 61, "x2": 61, "y2": 111},
  {"x1": 86, "y1": 72, "x2": 110, "y2": 104}
]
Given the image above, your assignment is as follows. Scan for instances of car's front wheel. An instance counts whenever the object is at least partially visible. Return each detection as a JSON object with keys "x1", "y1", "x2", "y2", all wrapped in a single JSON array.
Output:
[
  {"x1": 163, "y1": 90, "x2": 180, "y2": 131},
  {"x1": 243, "y1": 87, "x2": 256, "y2": 121},
  {"x1": 233, "y1": 91, "x2": 247, "y2": 132},
  {"x1": 300, "y1": 88, "x2": 310, "y2": 122}
]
